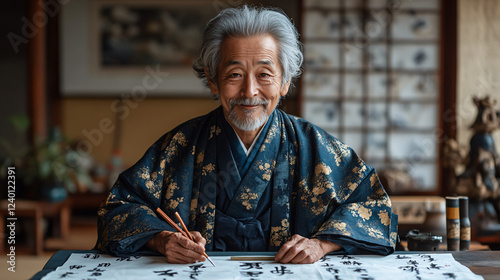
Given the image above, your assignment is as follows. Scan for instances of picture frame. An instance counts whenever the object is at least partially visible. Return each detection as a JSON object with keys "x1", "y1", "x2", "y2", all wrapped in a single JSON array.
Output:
[{"x1": 61, "y1": 0, "x2": 218, "y2": 97}]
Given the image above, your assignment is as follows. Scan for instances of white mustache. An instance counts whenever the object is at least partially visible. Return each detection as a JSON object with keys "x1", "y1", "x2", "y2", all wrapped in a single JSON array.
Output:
[{"x1": 229, "y1": 98, "x2": 269, "y2": 107}]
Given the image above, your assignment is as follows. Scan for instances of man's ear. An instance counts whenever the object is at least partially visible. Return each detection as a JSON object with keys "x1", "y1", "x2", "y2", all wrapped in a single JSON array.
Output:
[
  {"x1": 204, "y1": 67, "x2": 218, "y2": 94},
  {"x1": 280, "y1": 79, "x2": 291, "y2": 97}
]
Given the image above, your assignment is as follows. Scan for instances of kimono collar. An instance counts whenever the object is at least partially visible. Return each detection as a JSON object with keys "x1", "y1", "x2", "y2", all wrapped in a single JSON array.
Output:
[{"x1": 223, "y1": 113, "x2": 271, "y2": 156}]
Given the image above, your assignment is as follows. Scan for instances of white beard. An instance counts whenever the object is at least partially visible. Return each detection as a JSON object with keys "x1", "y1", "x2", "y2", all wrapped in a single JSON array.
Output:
[{"x1": 228, "y1": 98, "x2": 269, "y2": 131}]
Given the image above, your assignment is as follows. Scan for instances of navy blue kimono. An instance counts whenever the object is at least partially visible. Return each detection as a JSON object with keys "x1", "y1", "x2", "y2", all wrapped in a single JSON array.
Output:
[{"x1": 96, "y1": 107, "x2": 398, "y2": 256}]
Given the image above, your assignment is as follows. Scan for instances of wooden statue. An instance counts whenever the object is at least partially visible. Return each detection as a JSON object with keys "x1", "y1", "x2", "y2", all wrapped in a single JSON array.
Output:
[{"x1": 443, "y1": 95, "x2": 500, "y2": 246}]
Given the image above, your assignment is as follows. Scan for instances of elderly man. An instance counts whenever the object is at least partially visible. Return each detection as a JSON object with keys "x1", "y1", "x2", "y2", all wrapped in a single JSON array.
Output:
[{"x1": 96, "y1": 6, "x2": 397, "y2": 264}]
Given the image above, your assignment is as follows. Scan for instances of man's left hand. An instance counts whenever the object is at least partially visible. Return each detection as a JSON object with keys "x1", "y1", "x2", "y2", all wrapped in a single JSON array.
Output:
[{"x1": 275, "y1": 234, "x2": 341, "y2": 264}]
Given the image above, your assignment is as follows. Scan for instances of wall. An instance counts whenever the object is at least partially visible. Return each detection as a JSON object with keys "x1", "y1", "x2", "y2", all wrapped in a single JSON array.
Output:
[
  {"x1": 457, "y1": 0, "x2": 500, "y2": 148},
  {"x1": 62, "y1": 98, "x2": 218, "y2": 167},
  {"x1": 61, "y1": 96, "x2": 298, "y2": 168}
]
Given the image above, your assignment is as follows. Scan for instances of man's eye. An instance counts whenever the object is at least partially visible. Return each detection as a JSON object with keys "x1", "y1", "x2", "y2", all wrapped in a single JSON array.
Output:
[
  {"x1": 259, "y1": 73, "x2": 270, "y2": 78},
  {"x1": 229, "y1": 73, "x2": 241, "y2": 78}
]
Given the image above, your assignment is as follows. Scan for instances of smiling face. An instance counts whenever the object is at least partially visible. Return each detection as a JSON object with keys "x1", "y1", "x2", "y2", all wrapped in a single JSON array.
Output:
[{"x1": 206, "y1": 34, "x2": 290, "y2": 133}]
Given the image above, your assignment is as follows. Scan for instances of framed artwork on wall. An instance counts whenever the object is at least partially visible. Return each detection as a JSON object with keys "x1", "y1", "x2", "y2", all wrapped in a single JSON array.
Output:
[
  {"x1": 94, "y1": 1, "x2": 214, "y2": 69},
  {"x1": 60, "y1": 0, "x2": 218, "y2": 97}
]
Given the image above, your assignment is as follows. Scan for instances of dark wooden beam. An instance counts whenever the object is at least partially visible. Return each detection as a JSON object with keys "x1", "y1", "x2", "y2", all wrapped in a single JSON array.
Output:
[
  {"x1": 28, "y1": 0, "x2": 47, "y2": 142},
  {"x1": 46, "y1": 0, "x2": 61, "y2": 128},
  {"x1": 439, "y1": 0, "x2": 458, "y2": 196}
]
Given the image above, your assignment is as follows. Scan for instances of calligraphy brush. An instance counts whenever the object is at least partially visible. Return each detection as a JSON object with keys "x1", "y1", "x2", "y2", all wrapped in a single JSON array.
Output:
[{"x1": 155, "y1": 208, "x2": 216, "y2": 267}]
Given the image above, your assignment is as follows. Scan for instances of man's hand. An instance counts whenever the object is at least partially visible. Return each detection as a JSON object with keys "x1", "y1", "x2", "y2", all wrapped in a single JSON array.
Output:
[
  {"x1": 275, "y1": 234, "x2": 341, "y2": 264},
  {"x1": 146, "y1": 230, "x2": 207, "y2": 264}
]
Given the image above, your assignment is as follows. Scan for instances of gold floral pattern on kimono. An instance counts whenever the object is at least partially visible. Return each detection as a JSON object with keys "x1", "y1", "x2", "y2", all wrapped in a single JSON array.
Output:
[{"x1": 96, "y1": 107, "x2": 397, "y2": 256}]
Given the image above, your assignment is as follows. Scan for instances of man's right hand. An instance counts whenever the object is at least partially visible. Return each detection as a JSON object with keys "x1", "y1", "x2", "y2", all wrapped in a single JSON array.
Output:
[{"x1": 146, "y1": 230, "x2": 207, "y2": 264}]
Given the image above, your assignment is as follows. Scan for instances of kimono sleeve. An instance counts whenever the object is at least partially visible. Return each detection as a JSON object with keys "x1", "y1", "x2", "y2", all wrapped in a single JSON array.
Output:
[
  {"x1": 312, "y1": 168, "x2": 398, "y2": 255},
  {"x1": 95, "y1": 136, "x2": 175, "y2": 256}
]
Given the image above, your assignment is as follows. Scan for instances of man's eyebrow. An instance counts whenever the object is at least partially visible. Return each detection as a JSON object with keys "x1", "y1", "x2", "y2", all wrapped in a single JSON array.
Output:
[
  {"x1": 258, "y1": 60, "x2": 273, "y2": 65},
  {"x1": 225, "y1": 60, "x2": 274, "y2": 66},
  {"x1": 226, "y1": 60, "x2": 242, "y2": 66}
]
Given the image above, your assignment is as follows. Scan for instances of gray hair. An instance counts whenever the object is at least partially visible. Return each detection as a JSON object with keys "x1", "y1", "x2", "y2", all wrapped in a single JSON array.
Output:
[{"x1": 193, "y1": 5, "x2": 303, "y2": 90}]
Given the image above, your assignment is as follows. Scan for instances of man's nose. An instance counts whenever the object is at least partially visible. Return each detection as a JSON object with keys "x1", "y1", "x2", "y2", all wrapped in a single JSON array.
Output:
[{"x1": 241, "y1": 75, "x2": 259, "y2": 97}]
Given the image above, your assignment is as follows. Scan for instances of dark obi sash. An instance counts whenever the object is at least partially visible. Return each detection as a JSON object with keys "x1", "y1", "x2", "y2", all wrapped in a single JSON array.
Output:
[{"x1": 214, "y1": 209, "x2": 270, "y2": 251}]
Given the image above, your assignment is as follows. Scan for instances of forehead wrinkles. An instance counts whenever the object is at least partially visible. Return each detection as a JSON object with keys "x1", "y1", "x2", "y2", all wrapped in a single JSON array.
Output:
[{"x1": 219, "y1": 36, "x2": 280, "y2": 70}]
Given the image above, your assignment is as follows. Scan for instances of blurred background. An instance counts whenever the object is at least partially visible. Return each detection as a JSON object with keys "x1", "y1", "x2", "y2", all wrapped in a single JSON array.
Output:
[{"x1": 1, "y1": 0, "x2": 500, "y2": 278}]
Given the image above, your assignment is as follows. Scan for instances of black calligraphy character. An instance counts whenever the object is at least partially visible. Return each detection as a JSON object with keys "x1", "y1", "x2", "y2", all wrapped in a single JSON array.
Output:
[
  {"x1": 319, "y1": 256, "x2": 331, "y2": 262},
  {"x1": 87, "y1": 267, "x2": 105, "y2": 277},
  {"x1": 116, "y1": 256, "x2": 140, "y2": 262},
  {"x1": 83, "y1": 253, "x2": 100, "y2": 259},
  {"x1": 396, "y1": 255, "x2": 411, "y2": 259},
  {"x1": 97, "y1": 263, "x2": 111, "y2": 267},
  {"x1": 240, "y1": 271, "x2": 263, "y2": 277},
  {"x1": 443, "y1": 273, "x2": 457, "y2": 279},
  {"x1": 341, "y1": 261, "x2": 362, "y2": 266},
  {"x1": 325, "y1": 267, "x2": 340, "y2": 274},
  {"x1": 187, "y1": 264, "x2": 205, "y2": 276},
  {"x1": 415, "y1": 207, "x2": 425, "y2": 217},
  {"x1": 59, "y1": 272, "x2": 75, "y2": 278},
  {"x1": 69, "y1": 265, "x2": 84, "y2": 270},
  {"x1": 360, "y1": 275, "x2": 374, "y2": 280},
  {"x1": 154, "y1": 270, "x2": 178, "y2": 277},
  {"x1": 407, "y1": 260, "x2": 419, "y2": 266},
  {"x1": 240, "y1": 262, "x2": 264, "y2": 270},
  {"x1": 428, "y1": 263, "x2": 443, "y2": 270},
  {"x1": 188, "y1": 272, "x2": 200, "y2": 279},
  {"x1": 402, "y1": 206, "x2": 411, "y2": 217},
  {"x1": 321, "y1": 263, "x2": 335, "y2": 267},
  {"x1": 340, "y1": 255, "x2": 357, "y2": 260},
  {"x1": 398, "y1": 266, "x2": 417, "y2": 272},
  {"x1": 352, "y1": 268, "x2": 368, "y2": 273},
  {"x1": 188, "y1": 264, "x2": 205, "y2": 271},
  {"x1": 418, "y1": 254, "x2": 435, "y2": 262},
  {"x1": 87, "y1": 268, "x2": 105, "y2": 272},
  {"x1": 270, "y1": 265, "x2": 293, "y2": 276},
  {"x1": 184, "y1": 264, "x2": 205, "y2": 279}
]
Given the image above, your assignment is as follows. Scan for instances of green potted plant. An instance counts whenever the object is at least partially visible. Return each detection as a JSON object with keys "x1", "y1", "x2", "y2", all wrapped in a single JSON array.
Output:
[
  {"x1": 23, "y1": 127, "x2": 93, "y2": 202},
  {"x1": 1, "y1": 116, "x2": 92, "y2": 202}
]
